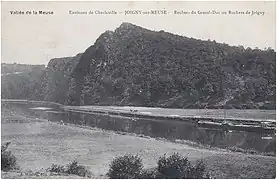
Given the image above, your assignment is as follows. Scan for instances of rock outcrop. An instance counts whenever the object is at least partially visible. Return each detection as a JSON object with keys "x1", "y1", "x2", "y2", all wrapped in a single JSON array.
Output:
[
  {"x1": 2, "y1": 23, "x2": 275, "y2": 109},
  {"x1": 34, "y1": 53, "x2": 82, "y2": 103},
  {"x1": 67, "y1": 22, "x2": 276, "y2": 109}
]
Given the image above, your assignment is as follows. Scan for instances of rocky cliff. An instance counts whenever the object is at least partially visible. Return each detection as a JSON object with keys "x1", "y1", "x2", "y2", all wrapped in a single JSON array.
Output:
[
  {"x1": 1, "y1": 56, "x2": 82, "y2": 103},
  {"x1": 66, "y1": 23, "x2": 276, "y2": 109},
  {"x1": 2, "y1": 23, "x2": 275, "y2": 109},
  {"x1": 34, "y1": 53, "x2": 82, "y2": 103}
]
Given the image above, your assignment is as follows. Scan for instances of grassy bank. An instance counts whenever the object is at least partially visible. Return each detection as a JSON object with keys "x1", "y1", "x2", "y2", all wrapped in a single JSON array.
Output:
[
  {"x1": 63, "y1": 105, "x2": 276, "y2": 121},
  {"x1": 2, "y1": 115, "x2": 276, "y2": 178}
]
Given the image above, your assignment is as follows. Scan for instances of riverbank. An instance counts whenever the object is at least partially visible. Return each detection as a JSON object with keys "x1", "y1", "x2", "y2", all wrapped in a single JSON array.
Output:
[
  {"x1": 63, "y1": 105, "x2": 276, "y2": 121},
  {"x1": 1, "y1": 114, "x2": 276, "y2": 178},
  {"x1": 2, "y1": 99, "x2": 276, "y2": 122},
  {"x1": 63, "y1": 105, "x2": 276, "y2": 135}
]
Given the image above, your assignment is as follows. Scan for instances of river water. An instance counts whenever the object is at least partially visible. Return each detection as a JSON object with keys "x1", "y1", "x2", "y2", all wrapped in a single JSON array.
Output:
[{"x1": 2, "y1": 101, "x2": 276, "y2": 154}]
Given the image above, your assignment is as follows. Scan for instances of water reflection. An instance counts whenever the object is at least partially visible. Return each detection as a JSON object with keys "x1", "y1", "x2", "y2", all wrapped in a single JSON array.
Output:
[
  {"x1": 45, "y1": 110, "x2": 275, "y2": 153},
  {"x1": 2, "y1": 102, "x2": 276, "y2": 154}
]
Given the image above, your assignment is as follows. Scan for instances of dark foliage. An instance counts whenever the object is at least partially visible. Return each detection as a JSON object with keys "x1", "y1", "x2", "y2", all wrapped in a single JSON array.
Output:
[
  {"x1": 1, "y1": 142, "x2": 17, "y2": 171},
  {"x1": 68, "y1": 23, "x2": 275, "y2": 109},
  {"x1": 66, "y1": 160, "x2": 92, "y2": 177},
  {"x1": 47, "y1": 160, "x2": 92, "y2": 177},
  {"x1": 157, "y1": 153, "x2": 210, "y2": 179},
  {"x1": 138, "y1": 168, "x2": 159, "y2": 179},
  {"x1": 107, "y1": 153, "x2": 210, "y2": 179},
  {"x1": 3, "y1": 23, "x2": 275, "y2": 110},
  {"x1": 48, "y1": 164, "x2": 66, "y2": 173},
  {"x1": 107, "y1": 154, "x2": 144, "y2": 179},
  {"x1": 1, "y1": 64, "x2": 45, "y2": 99},
  {"x1": 1, "y1": 55, "x2": 81, "y2": 104},
  {"x1": 34, "y1": 54, "x2": 82, "y2": 103}
]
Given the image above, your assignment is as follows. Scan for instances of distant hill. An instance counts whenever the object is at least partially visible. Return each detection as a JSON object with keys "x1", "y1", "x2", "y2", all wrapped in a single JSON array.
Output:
[
  {"x1": 1, "y1": 56, "x2": 82, "y2": 103},
  {"x1": 1, "y1": 63, "x2": 45, "y2": 75},
  {"x1": 1, "y1": 64, "x2": 45, "y2": 99},
  {"x1": 67, "y1": 23, "x2": 275, "y2": 109}
]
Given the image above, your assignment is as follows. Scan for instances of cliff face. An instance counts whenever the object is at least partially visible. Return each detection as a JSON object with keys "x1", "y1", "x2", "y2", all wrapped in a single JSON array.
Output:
[
  {"x1": 2, "y1": 23, "x2": 275, "y2": 109},
  {"x1": 34, "y1": 53, "x2": 82, "y2": 103},
  {"x1": 67, "y1": 23, "x2": 276, "y2": 109},
  {"x1": 1, "y1": 55, "x2": 82, "y2": 102}
]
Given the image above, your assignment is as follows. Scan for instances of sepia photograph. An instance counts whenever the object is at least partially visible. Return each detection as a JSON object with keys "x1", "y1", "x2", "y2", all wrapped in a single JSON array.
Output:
[{"x1": 1, "y1": 1, "x2": 276, "y2": 179}]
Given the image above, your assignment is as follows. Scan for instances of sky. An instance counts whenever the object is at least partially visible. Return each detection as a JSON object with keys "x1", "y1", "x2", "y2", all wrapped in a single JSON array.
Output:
[{"x1": 1, "y1": 1, "x2": 276, "y2": 65}]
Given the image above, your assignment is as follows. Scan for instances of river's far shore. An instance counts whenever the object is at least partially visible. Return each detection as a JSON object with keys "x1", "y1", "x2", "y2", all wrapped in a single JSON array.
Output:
[{"x1": 2, "y1": 99, "x2": 276, "y2": 121}]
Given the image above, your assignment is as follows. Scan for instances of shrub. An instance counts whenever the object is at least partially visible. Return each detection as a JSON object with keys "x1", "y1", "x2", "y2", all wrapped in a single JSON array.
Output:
[
  {"x1": 157, "y1": 152, "x2": 191, "y2": 178},
  {"x1": 191, "y1": 160, "x2": 210, "y2": 179},
  {"x1": 107, "y1": 154, "x2": 144, "y2": 179},
  {"x1": 1, "y1": 142, "x2": 17, "y2": 171},
  {"x1": 46, "y1": 160, "x2": 92, "y2": 177},
  {"x1": 66, "y1": 160, "x2": 92, "y2": 177},
  {"x1": 138, "y1": 168, "x2": 159, "y2": 179},
  {"x1": 48, "y1": 164, "x2": 66, "y2": 173},
  {"x1": 157, "y1": 153, "x2": 210, "y2": 179}
]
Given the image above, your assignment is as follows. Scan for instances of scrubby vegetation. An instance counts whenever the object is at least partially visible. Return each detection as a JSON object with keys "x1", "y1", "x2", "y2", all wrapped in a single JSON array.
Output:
[
  {"x1": 1, "y1": 64, "x2": 45, "y2": 99},
  {"x1": 47, "y1": 160, "x2": 92, "y2": 178},
  {"x1": 0, "y1": 139, "x2": 274, "y2": 179},
  {"x1": 1, "y1": 153, "x2": 209, "y2": 179},
  {"x1": 66, "y1": 160, "x2": 92, "y2": 177},
  {"x1": 1, "y1": 162, "x2": 93, "y2": 179},
  {"x1": 68, "y1": 23, "x2": 275, "y2": 110},
  {"x1": 48, "y1": 164, "x2": 66, "y2": 173},
  {"x1": 2, "y1": 23, "x2": 275, "y2": 110},
  {"x1": 157, "y1": 153, "x2": 210, "y2": 179},
  {"x1": 1, "y1": 56, "x2": 81, "y2": 103},
  {"x1": 1, "y1": 142, "x2": 18, "y2": 171},
  {"x1": 33, "y1": 54, "x2": 82, "y2": 103},
  {"x1": 107, "y1": 154, "x2": 144, "y2": 179},
  {"x1": 107, "y1": 153, "x2": 210, "y2": 179},
  {"x1": 1, "y1": 143, "x2": 92, "y2": 178}
]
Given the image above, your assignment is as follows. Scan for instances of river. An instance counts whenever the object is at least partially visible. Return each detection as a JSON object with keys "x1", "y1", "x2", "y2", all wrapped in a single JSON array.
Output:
[{"x1": 2, "y1": 100, "x2": 275, "y2": 154}]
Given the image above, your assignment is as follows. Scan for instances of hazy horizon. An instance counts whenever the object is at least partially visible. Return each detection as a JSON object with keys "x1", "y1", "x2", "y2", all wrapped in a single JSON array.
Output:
[{"x1": 2, "y1": 1, "x2": 276, "y2": 65}]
